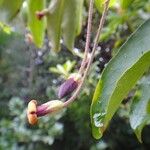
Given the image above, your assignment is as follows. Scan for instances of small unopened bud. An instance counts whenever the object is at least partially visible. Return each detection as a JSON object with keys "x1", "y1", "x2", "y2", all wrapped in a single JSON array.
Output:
[
  {"x1": 36, "y1": 9, "x2": 48, "y2": 20},
  {"x1": 58, "y1": 73, "x2": 81, "y2": 99}
]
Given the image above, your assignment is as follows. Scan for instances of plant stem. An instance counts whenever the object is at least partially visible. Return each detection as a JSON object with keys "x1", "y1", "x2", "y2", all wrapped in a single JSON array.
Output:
[
  {"x1": 79, "y1": 0, "x2": 94, "y2": 75},
  {"x1": 64, "y1": 0, "x2": 110, "y2": 107},
  {"x1": 28, "y1": 45, "x2": 35, "y2": 92}
]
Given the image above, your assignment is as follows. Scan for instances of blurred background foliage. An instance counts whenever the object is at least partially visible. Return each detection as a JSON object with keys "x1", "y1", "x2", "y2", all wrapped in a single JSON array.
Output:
[{"x1": 0, "y1": 0, "x2": 150, "y2": 150}]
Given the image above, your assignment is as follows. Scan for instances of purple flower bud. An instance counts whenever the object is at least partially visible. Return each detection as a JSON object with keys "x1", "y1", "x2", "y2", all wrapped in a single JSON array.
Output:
[
  {"x1": 36, "y1": 104, "x2": 48, "y2": 116},
  {"x1": 58, "y1": 77, "x2": 79, "y2": 99}
]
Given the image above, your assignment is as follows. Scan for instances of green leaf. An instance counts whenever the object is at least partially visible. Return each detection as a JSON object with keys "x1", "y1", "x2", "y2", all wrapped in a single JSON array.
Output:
[
  {"x1": 46, "y1": 0, "x2": 83, "y2": 52},
  {"x1": 63, "y1": 60, "x2": 76, "y2": 72},
  {"x1": 49, "y1": 64, "x2": 68, "y2": 77},
  {"x1": 49, "y1": 67, "x2": 61, "y2": 74},
  {"x1": 0, "y1": 0, "x2": 3, "y2": 6},
  {"x1": 90, "y1": 19, "x2": 150, "y2": 139},
  {"x1": 20, "y1": 1, "x2": 28, "y2": 25},
  {"x1": 129, "y1": 75, "x2": 150, "y2": 142},
  {"x1": 56, "y1": 64, "x2": 68, "y2": 76},
  {"x1": 0, "y1": 0, "x2": 23, "y2": 21},
  {"x1": 120, "y1": 0, "x2": 135, "y2": 9},
  {"x1": 62, "y1": 0, "x2": 84, "y2": 51},
  {"x1": 47, "y1": 0, "x2": 65, "y2": 52},
  {"x1": 27, "y1": 0, "x2": 46, "y2": 48},
  {"x1": 76, "y1": 0, "x2": 84, "y2": 36},
  {"x1": 99, "y1": 15, "x2": 123, "y2": 41},
  {"x1": 95, "y1": 0, "x2": 116, "y2": 13},
  {"x1": 0, "y1": 22, "x2": 12, "y2": 34}
]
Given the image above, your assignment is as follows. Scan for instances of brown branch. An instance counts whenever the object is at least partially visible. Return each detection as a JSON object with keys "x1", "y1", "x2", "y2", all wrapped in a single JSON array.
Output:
[{"x1": 64, "y1": 0, "x2": 110, "y2": 107}]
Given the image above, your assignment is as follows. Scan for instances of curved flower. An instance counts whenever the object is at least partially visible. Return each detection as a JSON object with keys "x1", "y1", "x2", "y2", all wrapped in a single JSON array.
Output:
[{"x1": 27, "y1": 100, "x2": 64, "y2": 125}]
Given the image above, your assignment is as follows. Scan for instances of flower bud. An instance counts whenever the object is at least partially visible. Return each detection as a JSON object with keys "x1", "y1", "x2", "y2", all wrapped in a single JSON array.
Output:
[
  {"x1": 36, "y1": 11, "x2": 45, "y2": 20},
  {"x1": 27, "y1": 100, "x2": 38, "y2": 125},
  {"x1": 27, "y1": 113, "x2": 38, "y2": 125},
  {"x1": 27, "y1": 100, "x2": 64, "y2": 125},
  {"x1": 28, "y1": 100, "x2": 37, "y2": 113},
  {"x1": 58, "y1": 73, "x2": 81, "y2": 99},
  {"x1": 36, "y1": 9, "x2": 48, "y2": 20},
  {"x1": 36, "y1": 100, "x2": 64, "y2": 116},
  {"x1": 47, "y1": 100, "x2": 64, "y2": 112}
]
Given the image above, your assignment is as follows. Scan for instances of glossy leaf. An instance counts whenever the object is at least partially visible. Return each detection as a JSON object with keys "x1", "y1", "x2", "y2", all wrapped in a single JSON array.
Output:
[
  {"x1": 47, "y1": 0, "x2": 65, "y2": 52},
  {"x1": 0, "y1": 0, "x2": 23, "y2": 21},
  {"x1": 129, "y1": 75, "x2": 150, "y2": 142},
  {"x1": 90, "y1": 19, "x2": 150, "y2": 139},
  {"x1": 27, "y1": 0, "x2": 46, "y2": 48},
  {"x1": 62, "y1": 0, "x2": 84, "y2": 51}
]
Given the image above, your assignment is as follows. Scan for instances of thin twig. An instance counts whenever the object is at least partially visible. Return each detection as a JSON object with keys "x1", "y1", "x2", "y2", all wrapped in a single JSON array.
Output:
[
  {"x1": 79, "y1": 0, "x2": 94, "y2": 75},
  {"x1": 64, "y1": 0, "x2": 110, "y2": 107}
]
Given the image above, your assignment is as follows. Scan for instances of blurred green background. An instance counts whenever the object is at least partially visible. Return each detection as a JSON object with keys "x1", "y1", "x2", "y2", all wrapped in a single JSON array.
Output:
[{"x1": 0, "y1": 0, "x2": 150, "y2": 150}]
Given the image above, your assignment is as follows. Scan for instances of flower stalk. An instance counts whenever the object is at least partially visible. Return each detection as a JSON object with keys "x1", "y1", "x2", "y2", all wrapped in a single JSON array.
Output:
[
  {"x1": 64, "y1": 0, "x2": 110, "y2": 107},
  {"x1": 27, "y1": 0, "x2": 110, "y2": 124},
  {"x1": 79, "y1": 0, "x2": 94, "y2": 75}
]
